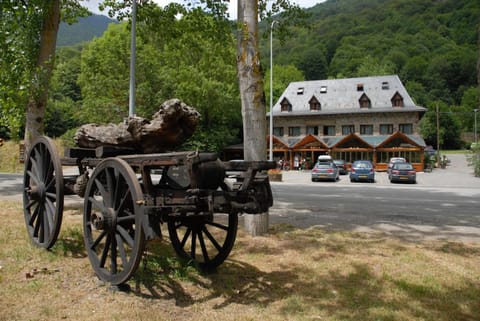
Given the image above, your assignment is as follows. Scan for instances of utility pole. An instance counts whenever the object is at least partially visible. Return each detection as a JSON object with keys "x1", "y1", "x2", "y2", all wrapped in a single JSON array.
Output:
[
  {"x1": 269, "y1": 20, "x2": 278, "y2": 161},
  {"x1": 436, "y1": 105, "x2": 440, "y2": 164},
  {"x1": 475, "y1": 109, "x2": 478, "y2": 145},
  {"x1": 128, "y1": 0, "x2": 137, "y2": 117}
]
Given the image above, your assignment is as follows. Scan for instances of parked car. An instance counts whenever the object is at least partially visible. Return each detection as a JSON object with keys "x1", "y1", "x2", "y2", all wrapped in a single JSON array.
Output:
[
  {"x1": 333, "y1": 159, "x2": 348, "y2": 175},
  {"x1": 389, "y1": 162, "x2": 416, "y2": 183},
  {"x1": 425, "y1": 146, "x2": 436, "y2": 156},
  {"x1": 311, "y1": 162, "x2": 339, "y2": 182},
  {"x1": 349, "y1": 160, "x2": 375, "y2": 183},
  {"x1": 387, "y1": 157, "x2": 406, "y2": 173},
  {"x1": 317, "y1": 155, "x2": 333, "y2": 163}
]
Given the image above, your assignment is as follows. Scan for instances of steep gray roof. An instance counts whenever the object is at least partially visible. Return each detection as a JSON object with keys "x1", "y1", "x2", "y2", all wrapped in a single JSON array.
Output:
[{"x1": 271, "y1": 75, "x2": 426, "y2": 116}]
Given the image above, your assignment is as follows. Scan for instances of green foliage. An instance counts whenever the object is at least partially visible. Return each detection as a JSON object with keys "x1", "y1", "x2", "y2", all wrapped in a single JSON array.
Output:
[
  {"x1": 78, "y1": 23, "x2": 148, "y2": 123},
  {"x1": 264, "y1": 64, "x2": 305, "y2": 108},
  {"x1": 0, "y1": 0, "x2": 42, "y2": 139},
  {"x1": 467, "y1": 145, "x2": 480, "y2": 177},
  {"x1": 75, "y1": 7, "x2": 241, "y2": 152},
  {"x1": 45, "y1": 98, "x2": 79, "y2": 138},
  {"x1": 420, "y1": 102, "x2": 463, "y2": 150},
  {"x1": 0, "y1": 0, "x2": 89, "y2": 139},
  {"x1": 258, "y1": 0, "x2": 479, "y2": 145}
]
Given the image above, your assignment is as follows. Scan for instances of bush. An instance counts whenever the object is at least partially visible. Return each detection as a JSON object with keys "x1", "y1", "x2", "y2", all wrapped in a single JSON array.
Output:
[{"x1": 467, "y1": 145, "x2": 480, "y2": 177}]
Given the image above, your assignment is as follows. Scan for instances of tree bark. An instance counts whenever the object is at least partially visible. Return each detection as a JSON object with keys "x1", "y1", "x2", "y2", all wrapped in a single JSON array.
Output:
[
  {"x1": 24, "y1": 0, "x2": 60, "y2": 151},
  {"x1": 74, "y1": 99, "x2": 200, "y2": 153},
  {"x1": 237, "y1": 0, "x2": 269, "y2": 236}
]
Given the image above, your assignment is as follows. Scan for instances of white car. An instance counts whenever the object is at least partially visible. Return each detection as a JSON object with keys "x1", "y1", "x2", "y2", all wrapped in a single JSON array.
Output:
[{"x1": 387, "y1": 157, "x2": 406, "y2": 173}]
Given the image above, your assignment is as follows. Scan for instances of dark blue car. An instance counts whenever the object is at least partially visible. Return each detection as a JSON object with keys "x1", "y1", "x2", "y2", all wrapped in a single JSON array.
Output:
[{"x1": 349, "y1": 160, "x2": 375, "y2": 183}]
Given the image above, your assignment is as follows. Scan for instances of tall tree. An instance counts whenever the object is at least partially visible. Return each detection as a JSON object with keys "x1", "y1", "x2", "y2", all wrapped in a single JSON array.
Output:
[
  {"x1": 237, "y1": 0, "x2": 266, "y2": 163},
  {"x1": 24, "y1": 0, "x2": 61, "y2": 150},
  {"x1": 237, "y1": 0, "x2": 269, "y2": 235},
  {"x1": 1, "y1": 0, "x2": 88, "y2": 147}
]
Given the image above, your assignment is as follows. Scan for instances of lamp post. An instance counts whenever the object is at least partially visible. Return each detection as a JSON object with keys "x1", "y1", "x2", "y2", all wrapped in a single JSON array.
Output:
[
  {"x1": 269, "y1": 20, "x2": 278, "y2": 161},
  {"x1": 474, "y1": 108, "x2": 479, "y2": 145},
  {"x1": 128, "y1": 0, "x2": 137, "y2": 117}
]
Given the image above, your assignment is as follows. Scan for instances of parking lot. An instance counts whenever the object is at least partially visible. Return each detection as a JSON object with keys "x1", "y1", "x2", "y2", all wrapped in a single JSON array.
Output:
[{"x1": 276, "y1": 153, "x2": 480, "y2": 189}]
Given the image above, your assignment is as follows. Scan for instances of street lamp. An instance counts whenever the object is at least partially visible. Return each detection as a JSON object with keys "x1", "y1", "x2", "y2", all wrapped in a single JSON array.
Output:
[
  {"x1": 475, "y1": 109, "x2": 479, "y2": 145},
  {"x1": 128, "y1": 0, "x2": 137, "y2": 117},
  {"x1": 269, "y1": 20, "x2": 278, "y2": 161}
]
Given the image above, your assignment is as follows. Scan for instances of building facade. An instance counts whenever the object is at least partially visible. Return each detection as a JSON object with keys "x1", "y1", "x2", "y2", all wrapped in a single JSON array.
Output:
[{"x1": 268, "y1": 75, "x2": 427, "y2": 171}]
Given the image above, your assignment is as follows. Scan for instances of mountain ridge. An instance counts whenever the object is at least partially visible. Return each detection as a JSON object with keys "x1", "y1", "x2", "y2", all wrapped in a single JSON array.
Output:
[{"x1": 57, "y1": 14, "x2": 117, "y2": 47}]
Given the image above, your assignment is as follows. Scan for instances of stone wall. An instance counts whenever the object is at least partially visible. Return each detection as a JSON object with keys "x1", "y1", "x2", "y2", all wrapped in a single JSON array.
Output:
[{"x1": 272, "y1": 111, "x2": 422, "y2": 137}]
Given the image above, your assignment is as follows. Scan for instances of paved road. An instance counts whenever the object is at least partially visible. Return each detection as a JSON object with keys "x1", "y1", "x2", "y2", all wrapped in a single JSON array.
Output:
[
  {"x1": 2, "y1": 154, "x2": 479, "y2": 242},
  {"x1": 268, "y1": 153, "x2": 480, "y2": 242}
]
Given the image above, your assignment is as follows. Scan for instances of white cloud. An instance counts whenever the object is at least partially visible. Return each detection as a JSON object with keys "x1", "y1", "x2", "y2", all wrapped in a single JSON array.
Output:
[{"x1": 82, "y1": 0, "x2": 323, "y2": 19}]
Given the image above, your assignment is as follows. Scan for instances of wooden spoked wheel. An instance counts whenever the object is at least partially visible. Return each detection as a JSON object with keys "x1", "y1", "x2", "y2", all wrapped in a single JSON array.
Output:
[
  {"x1": 23, "y1": 136, "x2": 64, "y2": 249},
  {"x1": 83, "y1": 158, "x2": 145, "y2": 285},
  {"x1": 167, "y1": 210, "x2": 238, "y2": 271}
]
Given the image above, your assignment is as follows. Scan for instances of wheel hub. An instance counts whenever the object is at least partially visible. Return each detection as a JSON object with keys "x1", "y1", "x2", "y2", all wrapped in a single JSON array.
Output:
[
  {"x1": 27, "y1": 184, "x2": 46, "y2": 202},
  {"x1": 91, "y1": 208, "x2": 115, "y2": 231}
]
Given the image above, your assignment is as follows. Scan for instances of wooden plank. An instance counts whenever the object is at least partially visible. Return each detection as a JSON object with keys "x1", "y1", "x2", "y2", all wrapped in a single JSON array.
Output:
[
  {"x1": 64, "y1": 147, "x2": 96, "y2": 159},
  {"x1": 95, "y1": 146, "x2": 138, "y2": 158}
]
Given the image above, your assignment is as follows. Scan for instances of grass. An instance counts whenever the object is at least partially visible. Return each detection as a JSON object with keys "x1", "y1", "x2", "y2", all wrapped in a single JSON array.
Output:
[
  {"x1": 1, "y1": 202, "x2": 479, "y2": 321},
  {"x1": 0, "y1": 140, "x2": 24, "y2": 173},
  {"x1": 0, "y1": 139, "x2": 67, "y2": 173}
]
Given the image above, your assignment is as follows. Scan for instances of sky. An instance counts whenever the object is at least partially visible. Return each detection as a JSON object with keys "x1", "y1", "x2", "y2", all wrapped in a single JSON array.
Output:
[{"x1": 81, "y1": 0, "x2": 325, "y2": 19}]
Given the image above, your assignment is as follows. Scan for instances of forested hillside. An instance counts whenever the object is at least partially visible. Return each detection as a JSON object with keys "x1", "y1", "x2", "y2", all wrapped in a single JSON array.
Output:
[
  {"x1": 57, "y1": 14, "x2": 116, "y2": 47},
  {"x1": 258, "y1": 0, "x2": 479, "y2": 148},
  {"x1": 8, "y1": 0, "x2": 477, "y2": 150}
]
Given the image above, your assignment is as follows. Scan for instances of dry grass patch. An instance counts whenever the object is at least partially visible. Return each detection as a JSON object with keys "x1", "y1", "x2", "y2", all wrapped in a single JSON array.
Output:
[
  {"x1": 0, "y1": 140, "x2": 24, "y2": 173},
  {"x1": 1, "y1": 203, "x2": 479, "y2": 321}
]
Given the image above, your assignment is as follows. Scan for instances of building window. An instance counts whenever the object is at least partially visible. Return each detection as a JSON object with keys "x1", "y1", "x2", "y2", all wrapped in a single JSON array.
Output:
[
  {"x1": 280, "y1": 98, "x2": 292, "y2": 112},
  {"x1": 306, "y1": 126, "x2": 318, "y2": 135},
  {"x1": 342, "y1": 125, "x2": 355, "y2": 135},
  {"x1": 399, "y1": 123, "x2": 413, "y2": 134},
  {"x1": 360, "y1": 125, "x2": 373, "y2": 135},
  {"x1": 273, "y1": 127, "x2": 284, "y2": 137},
  {"x1": 359, "y1": 93, "x2": 371, "y2": 108},
  {"x1": 323, "y1": 125, "x2": 336, "y2": 136},
  {"x1": 297, "y1": 87, "x2": 304, "y2": 95},
  {"x1": 288, "y1": 126, "x2": 301, "y2": 136},
  {"x1": 380, "y1": 124, "x2": 394, "y2": 135},
  {"x1": 391, "y1": 92, "x2": 404, "y2": 107},
  {"x1": 320, "y1": 86, "x2": 327, "y2": 93},
  {"x1": 382, "y1": 81, "x2": 389, "y2": 90},
  {"x1": 309, "y1": 96, "x2": 321, "y2": 111},
  {"x1": 357, "y1": 83, "x2": 364, "y2": 91}
]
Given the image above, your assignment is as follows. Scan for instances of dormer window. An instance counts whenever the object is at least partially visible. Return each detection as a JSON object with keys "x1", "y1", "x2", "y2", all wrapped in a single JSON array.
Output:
[
  {"x1": 309, "y1": 96, "x2": 321, "y2": 111},
  {"x1": 320, "y1": 86, "x2": 327, "y2": 93},
  {"x1": 280, "y1": 98, "x2": 292, "y2": 112},
  {"x1": 357, "y1": 83, "x2": 364, "y2": 91},
  {"x1": 297, "y1": 87, "x2": 304, "y2": 95},
  {"x1": 359, "y1": 93, "x2": 371, "y2": 108},
  {"x1": 391, "y1": 92, "x2": 404, "y2": 107},
  {"x1": 382, "y1": 81, "x2": 389, "y2": 90}
]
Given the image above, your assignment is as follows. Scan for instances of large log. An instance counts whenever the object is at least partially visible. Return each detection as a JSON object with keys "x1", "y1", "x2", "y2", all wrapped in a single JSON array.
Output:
[{"x1": 74, "y1": 99, "x2": 200, "y2": 153}]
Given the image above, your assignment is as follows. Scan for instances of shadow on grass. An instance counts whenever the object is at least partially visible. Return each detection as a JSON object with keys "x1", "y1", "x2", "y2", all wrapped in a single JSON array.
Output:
[
  {"x1": 51, "y1": 226, "x2": 87, "y2": 258},
  {"x1": 39, "y1": 218, "x2": 480, "y2": 321},
  {"x1": 122, "y1": 227, "x2": 480, "y2": 321}
]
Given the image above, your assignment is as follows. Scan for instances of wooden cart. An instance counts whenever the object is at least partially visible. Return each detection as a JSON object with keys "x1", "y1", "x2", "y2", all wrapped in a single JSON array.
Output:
[{"x1": 22, "y1": 136, "x2": 275, "y2": 285}]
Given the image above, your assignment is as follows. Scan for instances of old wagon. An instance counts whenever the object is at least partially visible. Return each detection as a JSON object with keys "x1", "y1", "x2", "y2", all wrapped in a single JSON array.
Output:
[{"x1": 22, "y1": 136, "x2": 275, "y2": 285}]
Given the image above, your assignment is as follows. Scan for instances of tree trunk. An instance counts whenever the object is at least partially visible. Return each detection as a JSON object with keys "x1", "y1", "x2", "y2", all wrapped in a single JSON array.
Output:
[
  {"x1": 24, "y1": 0, "x2": 60, "y2": 151},
  {"x1": 237, "y1": 0, "x2": 269, "y2": 236}
]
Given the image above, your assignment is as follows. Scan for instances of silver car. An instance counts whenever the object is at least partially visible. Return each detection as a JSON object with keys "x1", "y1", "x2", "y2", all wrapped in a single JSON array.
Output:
[{"x1": 311, "y1": 162, "x2": 339, "y2": 182}]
